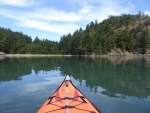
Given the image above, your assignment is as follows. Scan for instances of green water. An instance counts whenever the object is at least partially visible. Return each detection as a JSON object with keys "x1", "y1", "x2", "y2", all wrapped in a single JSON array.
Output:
[{"x1": 0, "y1": 56, "x2": 150, "y2": 113}]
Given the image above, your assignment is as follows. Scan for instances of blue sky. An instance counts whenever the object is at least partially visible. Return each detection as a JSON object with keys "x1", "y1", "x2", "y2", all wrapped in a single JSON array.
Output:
[{"x1": 0, "y1": 0, "x2": 150, "y2": 41}]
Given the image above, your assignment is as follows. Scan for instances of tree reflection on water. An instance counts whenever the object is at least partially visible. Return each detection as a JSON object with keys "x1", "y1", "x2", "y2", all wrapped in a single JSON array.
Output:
[{"x1": 0, "y1": 56, "x2": 150, "y2": 99}]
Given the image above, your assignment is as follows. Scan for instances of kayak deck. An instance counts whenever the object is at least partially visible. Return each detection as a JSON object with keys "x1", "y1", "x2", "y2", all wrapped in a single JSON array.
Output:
[{"x1": 37, "y1": 76, "x2": 100, "y2": 113}]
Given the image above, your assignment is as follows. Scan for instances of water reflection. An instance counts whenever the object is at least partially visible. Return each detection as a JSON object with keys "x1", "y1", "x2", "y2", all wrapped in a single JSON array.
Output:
[
  {"x1": 60, "y1": 57, "x2": 150, "y2": 99},
  {"x1": 0, "y1": 57, "x2": 61, "y2": 82},
  {"x1": 0, "y1": 56, "x2": 5, "y2": 60},
  {"x1": 0, "y1": 57, "x2": 150, "y2": 99}
]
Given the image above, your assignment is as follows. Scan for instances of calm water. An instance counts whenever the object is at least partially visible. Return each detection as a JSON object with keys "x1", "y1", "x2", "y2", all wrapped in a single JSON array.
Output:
[{"x1": 0, "y1": 56, "x2": 150, "y2": 113}]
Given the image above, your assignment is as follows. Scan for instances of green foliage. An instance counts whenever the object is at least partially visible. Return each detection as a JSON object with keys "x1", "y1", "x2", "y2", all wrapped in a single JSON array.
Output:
[
  {"x1": 0, "y1": 28, "x2": 32, "y2": 54},
  {"x1": 59, "y1": 12, "x2": 150, "y2": 54},
  {"x1": 1, "y1": 12, "x2": 150, "y2": 55},
  {"x1": 0, "y1": 28, "x2": 59, "y2": 54}
]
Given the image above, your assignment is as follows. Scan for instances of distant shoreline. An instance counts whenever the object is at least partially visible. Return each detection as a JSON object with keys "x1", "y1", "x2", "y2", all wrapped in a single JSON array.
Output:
[
  {"x1": 1, "y1": 54, "x2": 149, "y2": 58},
  {"x1": 4, "y1": 54, "x2": 73, "y2": 57}
]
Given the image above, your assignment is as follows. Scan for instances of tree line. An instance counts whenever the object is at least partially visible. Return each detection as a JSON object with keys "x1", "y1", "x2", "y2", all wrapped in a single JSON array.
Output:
[
  {"x1": 0, "y1": 28, "x2": 59, "y2": 54},
  {"x1": 59, "y1": 12, "x2": 150, "y2": 55},
  {"x1": 0, "y1": 12, "x2": 150, "y2": 54}
]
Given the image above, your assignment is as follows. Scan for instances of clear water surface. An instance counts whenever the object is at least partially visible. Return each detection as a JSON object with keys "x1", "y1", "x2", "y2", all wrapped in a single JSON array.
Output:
[{"x1": 0, "y1": 56, "x2": 150, "y2": 113}]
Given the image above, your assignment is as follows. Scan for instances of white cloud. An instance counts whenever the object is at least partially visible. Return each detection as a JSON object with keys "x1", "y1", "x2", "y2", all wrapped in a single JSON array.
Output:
[
  {"x1": 0, "y1": 0, "x2": 135, "y2": 22},
  {"x1": 19, "y1": 19, "x2": 80, "y2": 35},
  {"x1": 0, "y1": 0, "x2": 35, "y2": 7},
  {"x1": 0, "y1": 9, "x2": 21, "y2": 19},
  {"x1": 29, "y1": 8, "x2": 81, "y2": 22},
  {"x1": 145, "y1": 10, "x2": 150, "y2": 15},
  {"x1": 76, "y1": 0, "x2": 135, "y2": 23},
  {"x1": 0, "y1": 0, "x2": 136, "y2": 41},
  {"x1": 80, "y1": 5, "x2": 92, "y2": 14},
  {"x1": 0, "y1": 8, "x2": 80, "y2": 35}
]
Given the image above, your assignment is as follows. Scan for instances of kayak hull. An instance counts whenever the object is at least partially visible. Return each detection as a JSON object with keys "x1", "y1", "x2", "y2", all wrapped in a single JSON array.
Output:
[{"x1": 37, "y1": 76, "x2": 100, "y2": 113}]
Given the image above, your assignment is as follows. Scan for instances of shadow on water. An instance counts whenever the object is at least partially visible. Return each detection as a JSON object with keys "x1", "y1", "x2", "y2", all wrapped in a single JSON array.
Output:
[{"x1": 0, "y1": 56, "x2": 150, "y2": 99}]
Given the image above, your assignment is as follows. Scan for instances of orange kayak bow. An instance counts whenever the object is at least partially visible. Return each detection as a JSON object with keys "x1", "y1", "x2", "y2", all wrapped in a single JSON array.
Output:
[{"x1": 37, "y1": 75, "x2": 101, "y2": 113}]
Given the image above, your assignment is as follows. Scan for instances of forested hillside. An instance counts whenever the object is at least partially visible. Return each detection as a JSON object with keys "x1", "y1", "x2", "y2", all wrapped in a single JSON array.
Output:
[
  {"x1": 59, "y1": 12, "x2": 150, "y2": 55},
  {"x1": 1, "y1": 12, "x2": 150, "y2": 55}
]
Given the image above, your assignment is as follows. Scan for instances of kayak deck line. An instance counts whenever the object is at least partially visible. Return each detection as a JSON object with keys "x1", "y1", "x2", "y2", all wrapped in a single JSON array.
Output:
[
  {"x1": 47, "y1": 96, "x2": 87, "y2": 104},
  {"x1": 66, "y1": 91, "x2": 69, "y2": 113},
  {"x1": 37, "y1": 75, "x2": 101, "y2": 113}
]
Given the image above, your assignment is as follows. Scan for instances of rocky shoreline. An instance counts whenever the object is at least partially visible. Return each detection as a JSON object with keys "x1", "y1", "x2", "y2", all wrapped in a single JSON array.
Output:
[
  {"x1": 0, "y1": 52, "x2": 6, "y2": 55},
  {"x1": 4, "y1": 54, "x2": 73, "y2": 57},
  {"x1": 1, "y1": 48, "x2": 150, "y2": 58},
  {"x1": 108, "y1": 48, "x2": 150, "y2": 57}
]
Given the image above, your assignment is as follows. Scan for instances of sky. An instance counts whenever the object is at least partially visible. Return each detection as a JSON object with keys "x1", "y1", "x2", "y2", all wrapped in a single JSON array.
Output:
[{"x1": 0, "y1": 0, "x2": 150, "y2": 42}]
